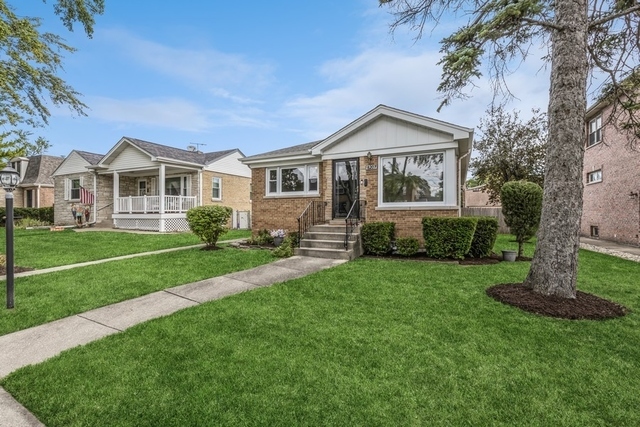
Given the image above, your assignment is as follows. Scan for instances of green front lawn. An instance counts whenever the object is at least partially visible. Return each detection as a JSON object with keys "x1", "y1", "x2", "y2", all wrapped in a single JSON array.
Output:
[
  {"x1": 0, "y1": 246, "x2": 273, "y2": 335},
  {"x1": 0, "y1": 228, "x2": 251, "y2": 269},
  {"x1": 3, "y1": 247, "x2": 639, "y2": 426}
]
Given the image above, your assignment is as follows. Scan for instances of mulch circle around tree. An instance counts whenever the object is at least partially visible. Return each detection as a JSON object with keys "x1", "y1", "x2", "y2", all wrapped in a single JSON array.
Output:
[
  {"x1": 0, "y1": 266, "x2": 35, "y2": 275},
  {"x1": 486, "y1": 283, "x2": 629, "y2": 320}
]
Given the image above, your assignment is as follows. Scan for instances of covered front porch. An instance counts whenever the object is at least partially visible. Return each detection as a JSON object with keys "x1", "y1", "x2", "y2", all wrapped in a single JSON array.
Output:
[{"x1": 103, "y1": 162, "x2": 203, "y2": 232}]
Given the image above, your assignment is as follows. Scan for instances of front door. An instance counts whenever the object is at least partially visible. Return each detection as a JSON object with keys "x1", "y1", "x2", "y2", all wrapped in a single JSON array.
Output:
[{"x1": 332, "y1": 159, "x2": 359, "y2": 219}]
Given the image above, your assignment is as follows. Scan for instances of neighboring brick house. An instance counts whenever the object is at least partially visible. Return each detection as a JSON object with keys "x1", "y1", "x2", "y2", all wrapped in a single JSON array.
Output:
[
  {"x1": 52, "y1": 137, "x2": 251, "y2": 231},
  {"x1": 1, "y1": 155, "x2": 64, "y2": 208},
  {"x1": 582, "y1": 101, "x2": 640, "y2": 245},
  {"x1": 464, "y1": 184, "x2": 493, "y2": 207},
  {"x1": 241, "y1": 105, "x2": 473, "y2": 241}
]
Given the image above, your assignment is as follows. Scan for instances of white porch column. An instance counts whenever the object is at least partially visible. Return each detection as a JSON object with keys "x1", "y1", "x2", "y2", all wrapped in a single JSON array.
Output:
[
  {"x1": 93, "y1": 172, "x2": 98, "y2": 222},
  {"x1": 159, "y1": 164, "x2": 166, "y2": 232},
  {"x1": 198, "y1": 170, "x2": 203, "y2": 207},
  {"x1": 113, "y1": 171, "x2": 120, "y2": 213}
]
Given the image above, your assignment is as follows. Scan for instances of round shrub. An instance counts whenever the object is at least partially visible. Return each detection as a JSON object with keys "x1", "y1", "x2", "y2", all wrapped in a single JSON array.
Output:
[
  {"x1": 186, "y1": 205, "x2": 232, "y2": 247},
  {"x1": 395, "y1": 237, "x2": 420, "y2": 257}
]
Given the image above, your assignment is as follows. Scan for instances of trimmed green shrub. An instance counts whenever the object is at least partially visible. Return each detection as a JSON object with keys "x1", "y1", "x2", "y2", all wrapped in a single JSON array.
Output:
[
  {"x1": 395, "y1": 237, "x2": 420, "y2": 257},
  {"x1": 467, "y1": 217, "x2": 499, "y2": 258},
  {"x1": 186, "y1": 205, "x2": 233, "y2": 247},
  {"x1": 422, "y1": 217, "x2": 478, "y2": 259},
  {"x1": 361, "y1": 222, "x2": 396, "y2": 255},
  {"x1": 272, "y1": 233, "x2": 297, "y2": 258},
  {"x1": 251, "y1": 229, "x2": 274, "y2": 246},
  {"x1": 501, "y1": 180, "x2": 543, "y2": 257}
]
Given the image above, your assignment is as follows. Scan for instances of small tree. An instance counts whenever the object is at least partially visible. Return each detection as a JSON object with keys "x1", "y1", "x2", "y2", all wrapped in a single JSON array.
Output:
[
  {"x1": 501, "y1": 181, "x2": 542, "y2": 258},
  {"x1": 471, "y1": 107, "x2": 547, "y2": 205},
  {"x1": 186, "y1": 206, "x2": 232, "y2": 248}
]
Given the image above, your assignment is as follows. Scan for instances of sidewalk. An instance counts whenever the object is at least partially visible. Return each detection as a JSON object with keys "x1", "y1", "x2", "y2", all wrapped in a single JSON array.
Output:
[
  {"x1": 0, "y1": 255, "x2": 346, "y2": 426},
  {"x1": 580, "y1": 237, "x2": 640, "y2": 262}
]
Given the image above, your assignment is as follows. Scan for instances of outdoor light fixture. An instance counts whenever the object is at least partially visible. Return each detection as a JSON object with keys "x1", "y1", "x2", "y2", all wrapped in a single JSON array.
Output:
[
  {"x1": 1, "y1": 165, "x2": 20, "y2": 309},
  {"x1": 367, "y1": 151, "x2": 373, "y2": 164}
]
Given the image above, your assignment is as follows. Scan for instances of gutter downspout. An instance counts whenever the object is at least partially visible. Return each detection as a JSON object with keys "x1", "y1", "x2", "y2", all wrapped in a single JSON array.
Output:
[{"x1": 458, "y1": 151, "x2": 470, "y2": 217}]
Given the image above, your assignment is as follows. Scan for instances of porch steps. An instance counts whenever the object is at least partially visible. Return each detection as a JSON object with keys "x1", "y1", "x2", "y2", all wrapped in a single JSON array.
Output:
[{"x1": 295, "y1": 224, "x2": 362, "y2": 261}]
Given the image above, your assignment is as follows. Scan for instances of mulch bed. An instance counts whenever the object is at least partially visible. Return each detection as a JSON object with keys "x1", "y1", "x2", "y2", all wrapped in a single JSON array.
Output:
[
  {"x1": 486, "y1": 283, "x2": 629, "y2": 320},
  {"x1": 0, "y1": 266, "x2": 35, "y2": 275}
]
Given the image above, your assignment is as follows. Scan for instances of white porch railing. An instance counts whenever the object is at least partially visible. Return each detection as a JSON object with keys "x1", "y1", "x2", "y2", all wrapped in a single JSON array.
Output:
[{"x1": 116, "y1": 195, "x2": 197, "y2": 213}]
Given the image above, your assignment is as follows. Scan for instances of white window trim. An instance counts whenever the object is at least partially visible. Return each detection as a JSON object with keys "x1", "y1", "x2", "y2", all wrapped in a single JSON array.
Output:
[
  {"x1": 165, "y1": 174, "x2": 191, "y2": 196},
  {"x1": 212, "y1": 176, "x2": 222, "y2": 200},
  {"x1": 265, "y1": 164, "x2": 320, "y2": 196},
  {"x1": 66, "y1": 177, "x2": 82, "y2": 201},
  {"x1": 137, "y1": 179, "x2": 148, "y2": 196},
  {"x1": 586, "y1": 169, "x2": 602, "y2": 184},
  {"x1": 378, "y1": 151, "x2": 447, "y2": 208},
  {"x1": 588, "y1": 115, "x2": 602, "y2": 147}
]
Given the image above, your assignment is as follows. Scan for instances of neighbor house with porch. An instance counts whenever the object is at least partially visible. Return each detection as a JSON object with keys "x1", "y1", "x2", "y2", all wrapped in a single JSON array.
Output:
[
  {"x1": 241, "y1": 105, "x2": 473, "y2": 258},
  {"x1": 52, "y1": 137, "x2": 251, "y2": 231}
]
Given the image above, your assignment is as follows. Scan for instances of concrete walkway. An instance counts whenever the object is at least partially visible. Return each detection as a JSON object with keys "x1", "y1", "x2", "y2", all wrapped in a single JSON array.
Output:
[{"x1": 0, "y1": 255, "x2": 345, "y2": 426}]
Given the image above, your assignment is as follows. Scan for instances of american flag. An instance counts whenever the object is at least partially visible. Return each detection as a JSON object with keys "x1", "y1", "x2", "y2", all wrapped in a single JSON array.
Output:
[{"x1": 80, "y1": 186, "x2": 95, "y2": 205}]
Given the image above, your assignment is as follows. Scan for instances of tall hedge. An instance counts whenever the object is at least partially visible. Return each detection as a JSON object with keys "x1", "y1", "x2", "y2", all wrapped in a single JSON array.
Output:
[
  {"x1": 501, "y1": 180, "x2": 543, "y2": 257},
  {"x1": 361, "y1": 222, "x2": 396, "y2": 255},
  {"x1": 422, "y1": 217, "x2": 478, "y2": 259},
  {"x1": 466, "y1": 216, "x2": 499, "y2": 258},
  {"x1": 0, "y1": 207, "x2": 54, "y2": 225}
]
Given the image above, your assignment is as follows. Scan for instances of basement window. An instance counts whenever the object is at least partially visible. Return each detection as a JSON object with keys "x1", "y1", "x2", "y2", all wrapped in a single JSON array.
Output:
[{"x1": 590, "y1": 226, "x2": 599, "y2": 238}]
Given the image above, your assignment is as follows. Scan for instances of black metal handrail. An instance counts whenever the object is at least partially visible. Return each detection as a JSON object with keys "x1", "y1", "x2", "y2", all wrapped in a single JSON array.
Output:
[
  {"x1": 344, "y1": 200, "x2": 366, "y2": 249},
  {"x1": 297, "y1": 201, "x2": 326, "y2": 247}
]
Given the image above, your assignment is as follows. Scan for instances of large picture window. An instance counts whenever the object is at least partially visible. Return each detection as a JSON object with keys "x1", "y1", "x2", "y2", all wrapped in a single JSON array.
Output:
[
  {"x1": 266, "y1": 164, "x2": 319, "y2": 195},
  {"x1": 381, "y1": 153, "x2": 444, "y2": 204}
]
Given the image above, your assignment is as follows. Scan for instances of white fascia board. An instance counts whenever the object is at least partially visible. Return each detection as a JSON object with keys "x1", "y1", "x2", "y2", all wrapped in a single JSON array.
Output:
[
  {"x1": 153, "y1": 157, "x2": 205, "y2": 168},
  {"x1": 322, "y1": 142, "x2": 460, "y2": 161},
  {"x1": 241, "y1": 154, "x2": 319, "y2": 167}
]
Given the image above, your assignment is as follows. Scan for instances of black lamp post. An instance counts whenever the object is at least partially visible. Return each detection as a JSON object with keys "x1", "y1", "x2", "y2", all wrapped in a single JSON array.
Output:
[{"x1": 1, "y1": 165, "x2": 20, "y2": 309}]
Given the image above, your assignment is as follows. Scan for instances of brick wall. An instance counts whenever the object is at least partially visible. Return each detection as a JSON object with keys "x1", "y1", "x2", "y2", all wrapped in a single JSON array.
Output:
[
  {"x1": 582, "y1": 103, "x2": 640, "y2": 245},
  {"x1": 251, "y1": 165, "x2": 324, "y2": 233},
  {"x1": 201, "y1": 171, "x2": 251, "y2": 212}
]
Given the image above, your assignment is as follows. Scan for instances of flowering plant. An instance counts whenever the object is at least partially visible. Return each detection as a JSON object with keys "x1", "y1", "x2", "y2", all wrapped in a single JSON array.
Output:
[{"x1": 270, "y1": 229, "x2": 286, "y2": 238}]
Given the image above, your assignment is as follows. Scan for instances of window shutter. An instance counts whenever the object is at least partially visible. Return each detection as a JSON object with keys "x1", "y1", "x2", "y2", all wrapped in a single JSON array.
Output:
[{"x1": 64, "y1": 178, "x2": 70, "y2": 201}]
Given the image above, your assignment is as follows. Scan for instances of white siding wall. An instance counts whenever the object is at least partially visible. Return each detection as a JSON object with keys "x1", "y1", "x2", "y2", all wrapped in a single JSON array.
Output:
[
  {"x1": 205, "y1": 151, "x2": 251, "y2": 177},
  {"x1": 108, "y1": 145, "x2": 155, "y2": 171},
  {"x1": 322, "y1": 116, "x2": 455, "y2": 158},
  {"x1": 52, "y1": 152, "x2": 91, "y2": 176}
]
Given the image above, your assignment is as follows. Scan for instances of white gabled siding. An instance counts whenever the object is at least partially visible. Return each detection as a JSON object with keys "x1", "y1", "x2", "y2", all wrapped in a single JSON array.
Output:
[
  {"x1": 323, "y1": 116, "x2": 455, "y2": 158},
  {"x1": 52, "y1": 152, "x2": 91, "y2": 176},
  {"x1": 206, "y1": 151, "x2": 251, "y2": 178},
  {"x1": 108, "y1": 145, "x2": 155, "y2": 171}
]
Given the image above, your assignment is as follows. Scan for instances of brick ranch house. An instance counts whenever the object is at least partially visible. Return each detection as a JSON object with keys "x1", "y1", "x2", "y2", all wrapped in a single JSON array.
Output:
[
  {"x1": 52, "y1": 137, "x2": 251, "y2": 232},
  {"x1": 1, "y1": 155, "x2": 63, "y2": 208},
  {"x1": 241, "y1": 105, "x2": 473, "y2": 255},
  {"x1": 582, "y1": 100, "x2": 640, "y2": 246}
]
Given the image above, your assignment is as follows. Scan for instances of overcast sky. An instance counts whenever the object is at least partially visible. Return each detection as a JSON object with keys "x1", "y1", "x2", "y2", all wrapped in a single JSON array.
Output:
[{"x1": 18, "y1": 0, "x2": 557, "y2": 158}]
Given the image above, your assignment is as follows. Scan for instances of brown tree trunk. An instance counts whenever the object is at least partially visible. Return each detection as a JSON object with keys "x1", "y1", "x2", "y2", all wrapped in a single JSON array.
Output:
[{"x1": 524, "y1": 0, "x2": 588, "y2": 298}]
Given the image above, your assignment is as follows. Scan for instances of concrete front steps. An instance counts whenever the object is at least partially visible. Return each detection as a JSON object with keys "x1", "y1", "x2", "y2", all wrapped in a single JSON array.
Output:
[{"x1": 295, "y1": 223, "x2": 363, "y2": 260}]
